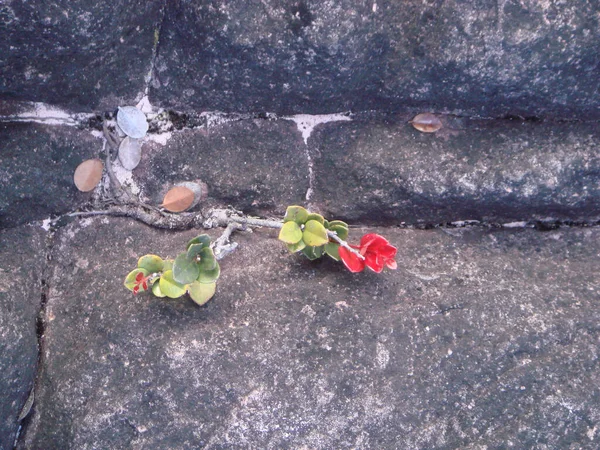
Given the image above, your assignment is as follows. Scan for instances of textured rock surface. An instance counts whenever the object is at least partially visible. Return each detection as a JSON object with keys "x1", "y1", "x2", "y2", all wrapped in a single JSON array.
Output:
[
  {"x1": 136, "y1": 118, "x2": 309, "y2": 216},
  {"x1": 0, "y1": 123, "x2": 103, "y2": 228},
  {"x1": 0, "y1": 0, "x2": 163, "y2": 111},
  {"x1": 151, "y1": 0, "x2": 600, "y2": 118},
  {"x1": 0, "y1": 225, "x2": 46, "y2": 450},
  {"x1": 310, "y1": 115, "x2": 600, "y2": 225},
  {"x1": 19, "y1": 217, "x2": 600, "y2": 449}
]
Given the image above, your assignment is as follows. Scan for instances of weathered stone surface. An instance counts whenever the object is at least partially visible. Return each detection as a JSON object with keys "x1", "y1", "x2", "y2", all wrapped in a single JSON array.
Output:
[
  {"x1": 20, "y1": 217, "x2": 600, "y2": 448},
  {"x1": 136, "y1": 118, "x2": 308, "y2": 216},
  {"x1": 0, "y1": 123, "x2": 104, "y2": 228},
  {"x1": 0, "y1": 1, "x2": 162, "y2": 111},
  {"x1": 151, "y1": 0, "x2": 600, "y2": 118},
  {"x1": 310, "y1": 115, "x2": 600, "y2": 225},
  {"x1": 0, "y1": 225, "x2": 46, "y2": 450}
]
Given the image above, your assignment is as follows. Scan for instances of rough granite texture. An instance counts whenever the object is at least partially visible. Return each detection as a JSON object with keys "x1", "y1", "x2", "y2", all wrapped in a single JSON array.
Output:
[
  {"x1": 19, "y1": 217, "x2": 600, "y2": 449},
  {"x1": 151, "y1": 0, "x2": 600, "y2": 118},
  {"x1": 310, "y1": 115, "x2": 600, "y2": 225},
  {"x1": 0, "y1": 0, "x2": 163, "y2": 111},
  {"x1": 0, "y1": 123, "x2": 104, "y2": 228},
  {"x1": 0, "y1": 225, "x2": 46, "y2": 450},
  {"x1": 136, "y1": 118, "x2": 309, "y2": 216}
]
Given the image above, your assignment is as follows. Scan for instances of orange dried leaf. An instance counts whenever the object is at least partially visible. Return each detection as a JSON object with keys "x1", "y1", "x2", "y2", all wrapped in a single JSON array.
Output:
[
  {"x1": 162, "y1": 186, "x2": 195, "y2": 212},
  {"x1": 74, "y1": 159, "x2": 104, "y2": 192},
  {"x1": 410, "y1": 113, "x2": 442, "y2": 133}
]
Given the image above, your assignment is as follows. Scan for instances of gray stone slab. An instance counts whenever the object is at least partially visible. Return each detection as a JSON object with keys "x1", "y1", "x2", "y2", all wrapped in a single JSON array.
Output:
[
  {"x1": 151, "y1": 0, "x2": 600, "y2": 118},
  {"x1": 136, "y1": 119, "x2": 308, "y2": 216},
  {"x1": 20, "y1": 217, "x2": 600, "y2": 448},
  {"x1": 310, "y1": 115, "x2": 600, "y2": 225},
  {"x1": 0, "y1": 123, "x2": 103, "y2": 228},
  {"x1": 0, "y1": 1, "x2": 163, "y2": 111},
  {"x1": 0, "y1": 225, "x2": 46, "y2": 450}
]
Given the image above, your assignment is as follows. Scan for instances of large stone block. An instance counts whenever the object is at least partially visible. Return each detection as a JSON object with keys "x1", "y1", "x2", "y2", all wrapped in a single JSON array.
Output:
[
  {"x1": 151, "y1": 0, "x2": 600, "y2": 118},
  {"x1": 0, "y1": 1, "x2": 163, "y2": 111},
  {"x1": 0, "y1": 226, "x2": 46, "y2": 450},
  {"x1": 19, "y1": 216, "x2": 600, "y2": 448},
  {"x1": 0, "y1": 123, "x2": 103, "y2": 228},
  {"x1": 309, "y1": 115, "x2": 600, "y2": 225}
]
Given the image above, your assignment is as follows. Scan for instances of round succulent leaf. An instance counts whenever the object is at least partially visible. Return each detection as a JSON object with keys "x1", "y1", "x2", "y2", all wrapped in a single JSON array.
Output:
[
  {"x1": 410, "y1": 113, "x2": 443, "y2": 133},
  {"x1": 283, "y1": 205, "x2": 309, "y2": 224},
  {"x1": 328, "y1": 224, "x2": 348, "y2": 241},
  {"x1": 302, "y1": 220, "x2": 328, "y2": 246},
  {"x1": 173, "y1": 252, "x2": 200, "y2": 285},
  {"x1": 137, "y1": 254, "x2": 164, "y2": 273},
  {"x1": 118, "y1": 136, "x2": 142, "y2": 170},
  {"x1": 302, "y1": 245, "x2": 324, "y2": 261},
  {"x1": 74, "y1": 159, "x2": 104, "y2": 192},
  {"x1": 286, "y1": 239, "x2": 306, "y2": 253},
  {"x1": 324, "y1": 242, "x2": 341, "y2": 261},
  {"x1": 188, "y1": 281, "x2": 216, "y2": 306},
  {"x1": 305, "y1": 213, "x2": 325, "y2": 225},
  {"x1": 162, "y1": 186, "x2": 195, "y2": 212},
  {"x1": 163, "y1": 259, "x2": 174, "y2": 271},
  {"x1": 323, "y1": 219, "x2": 329, "y2": 228},
  {"x1": 197, "y1": 264, "x2": 220, "y2": 284},
  {"x1": 124, "y1": 268, "x2": 149, "y2": 291},
  {"x1": 116, "y1": 106, "x2": 149, "y2": 139},
  {"x1": 278, "y1": 221, "x2": 303, "y2": 244},
  {"x1": 152, "y1": 281, "x2": 167, "y2": 297},
  {"x1": 198, "y1": 247, "x2": 217, "y2": 271},
  {"x1": 159, "y1": 270, "x2": 187, "y2": 298},
  {"x1": 187, "y1": 243, "x2": 205, "y2": 260},
  {"x1": 186, "y1": 235, "x2": 211, "y2": 250}
]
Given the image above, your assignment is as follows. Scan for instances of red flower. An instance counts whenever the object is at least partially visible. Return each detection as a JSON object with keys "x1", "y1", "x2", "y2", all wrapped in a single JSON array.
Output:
[
  {"x1": 338, "y1": 233, "x2": 397, "y2": 273},
  {"x1": 133, "y1": 272, "x2": 150, "y2": 295}
]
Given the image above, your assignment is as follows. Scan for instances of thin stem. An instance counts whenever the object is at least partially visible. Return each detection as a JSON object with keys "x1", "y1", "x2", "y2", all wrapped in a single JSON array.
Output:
[{"x1": 327, "y1": 230, "x2": 365, "y2": 260}]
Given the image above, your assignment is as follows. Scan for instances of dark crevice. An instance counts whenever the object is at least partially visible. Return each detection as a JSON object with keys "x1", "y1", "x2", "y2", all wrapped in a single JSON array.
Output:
[{"x1": 13, "y1": 229, "x2": 56, "y2": 449}]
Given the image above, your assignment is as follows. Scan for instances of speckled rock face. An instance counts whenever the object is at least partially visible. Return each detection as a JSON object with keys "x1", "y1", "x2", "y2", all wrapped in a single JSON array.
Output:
[
  {"x1": 309, "y1": 115, "x2": 600, "y2": 225},
  {"x1": 0, "y1": 123, "x2": 103, "y2": 228},
  {"x1": 0, "y1": 226, "x2": 46, "y2": 449},
  {"x1": 151, "y1": 0, "x2": 600, "y2": 118},
  {"x1": 0, "y1": 0, "x2": 163, "y2": 111},
  {"x1": 18, "y1": 217, "x2": 600, "y2": 449}
]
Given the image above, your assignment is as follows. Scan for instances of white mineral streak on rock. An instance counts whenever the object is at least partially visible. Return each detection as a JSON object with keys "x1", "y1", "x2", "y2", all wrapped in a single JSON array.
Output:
[{"x1": 2, "y1": 102, "x2": 92, "y2": 126}]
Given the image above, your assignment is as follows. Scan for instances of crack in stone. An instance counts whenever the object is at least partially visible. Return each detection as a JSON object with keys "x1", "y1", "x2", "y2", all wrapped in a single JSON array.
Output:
[{"x1": 13, "y1": 229, "x2": 56, "y2": 449}]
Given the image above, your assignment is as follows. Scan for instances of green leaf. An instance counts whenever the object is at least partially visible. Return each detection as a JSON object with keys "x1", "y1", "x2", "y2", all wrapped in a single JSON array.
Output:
[
  {"x1": 197, "y1": 247, "x2": 217, "y2": 271},
  {"x1": 283, "y1": 205, "x2": 309, "y2": 224},
  {"x1": 137, "y1": 254, "x2": 164, "y2": 273},
  {"x1": 187, "y1": 243, "x2": 205, "y2": 260},
  {"x1": 323, "y1": 219, "x2": 329, "y2": 228},
  {"x1": 173, "y1": 252, "x2": 200, "y2": 284},
  {"x1": 278, "y1": 221, "x2": 303, "y2": 244},
  {"x1": 124, "y1": 268, "x2": 149, "y2": 291},
  {"x1": 286, "y1": 239, "x2": 306, "y2": 253},
  {"x1": 197, "y1": 263, "x2": 220, "y2": 284},
  {"x1": 159, "y1": 270, "x2": 187, "y2": 298},
  {"x1": 152, "y1": 281, "x2": 167, "y2": 297},
  {"x1": 324, "y1": 242, "x2": 341, "y2": 261},
  {"x1": 305, "y1": 213, "x2": 325, "y2": 225},
  {"x1": 188, "y1": 281, "x2": 216, "y2": 305},
  {"x1": 327, "y1": 220, "x2": 349, "y2": 240},
  {"x1": 163, "y1": 259, "x2": 174, "y2": 271},
  {"x1": 186, "y1": 234, "x2": 211, "y2": 250},
  {"x1": 302, "y1": 220, "x2": 328, "y2": 246},
  {"x1": 302, "y1": 245, "x2": 324, "y2": 260}
]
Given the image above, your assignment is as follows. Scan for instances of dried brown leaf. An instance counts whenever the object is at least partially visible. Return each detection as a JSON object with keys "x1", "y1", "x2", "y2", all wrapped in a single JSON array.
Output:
[
  {"x1": 74, "y1": 159, "x2": 104, "y2": 192},
  {"x1": 162, "y1": 186, "x2": 195, "y2": 212},
  {"x1": 410, "y1": 113, "x2": 443, "y2": 133}
]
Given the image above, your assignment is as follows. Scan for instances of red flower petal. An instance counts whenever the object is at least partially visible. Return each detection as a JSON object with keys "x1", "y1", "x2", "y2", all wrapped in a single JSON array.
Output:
[
  {"x1": 378, "y1": 244, "x2": 397, "y2": 260},
  {"x1": 142, "y1": 281, "x2": 148, "y2": 290},
  {"x1": 135, "y1": 272, "x2": 144, "y2": 282},
  {"x1": 360, "y1": 233, "x2": 389, "y2": 251},
  {"x1": 133, "y1": 285, "x2": 139, "y2": 294},
  {"x1": 386, "y1": 259, "x2": 398, "y2": 270},
  {"x1": 364, "y1": 251, "x2": 385, "y2": 273},
  {"x1": 338, "y1": 246, "x2": 365, "y2": 273}
]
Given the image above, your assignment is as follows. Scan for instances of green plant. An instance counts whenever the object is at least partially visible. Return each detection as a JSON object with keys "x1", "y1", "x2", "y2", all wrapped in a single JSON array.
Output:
[{"x1": 124, "y1": 234, "x2": 219, "y2": 305}]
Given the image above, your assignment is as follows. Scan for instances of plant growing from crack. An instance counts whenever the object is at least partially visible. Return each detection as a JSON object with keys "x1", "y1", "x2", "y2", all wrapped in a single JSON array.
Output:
[{"x1": 125, "y1": 206, "x2": 397, "y2": 305}]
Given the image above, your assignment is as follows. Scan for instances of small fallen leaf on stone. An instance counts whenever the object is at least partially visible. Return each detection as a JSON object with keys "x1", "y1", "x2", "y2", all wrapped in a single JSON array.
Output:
[
  {"x1": 410, "y1": 113, "x2": 442, "y2": 133},
  {"x1": 118, "y1": 136, "x2": 142, "y2": 170},
  {"x1": 162, "y1": 186, "x2": 195, "y2": 212},
  {"x1": 74, "y1": 159, "x2": 104, "y2": 192},
  {"x1": 116, "y1": 106, "x2": 148, "y2": 139}
]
